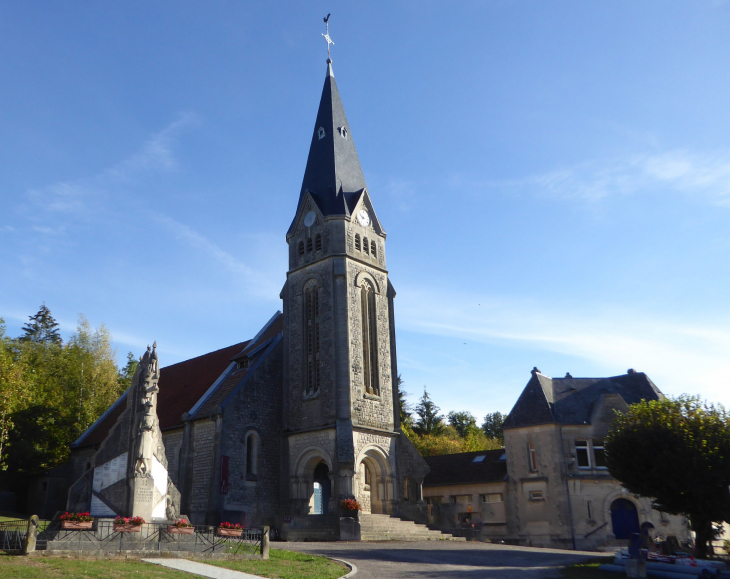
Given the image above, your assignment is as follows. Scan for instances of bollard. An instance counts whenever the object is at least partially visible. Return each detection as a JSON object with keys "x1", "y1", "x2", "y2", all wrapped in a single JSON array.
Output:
[
  {"x1": 22, "y1": 515, "x2": 39, "y2": 555},
  {"x1": 261, "y1": 526, "x2": 270, "y2": 560}
]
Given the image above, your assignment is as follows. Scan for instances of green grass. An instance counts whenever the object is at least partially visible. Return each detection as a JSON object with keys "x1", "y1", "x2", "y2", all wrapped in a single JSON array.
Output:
[
  {"x1": 0, "y1": 549, "x2": 349, "y2": 579},
  {"x1": 560, "y1": 556, "x2": 618, "y2": 579},
  {"x1": 0, "y1": 554, "x2": 203, "y2": 578},
  {"x1": 208, "y1": 548, "x2": 349, "y2": 579}
]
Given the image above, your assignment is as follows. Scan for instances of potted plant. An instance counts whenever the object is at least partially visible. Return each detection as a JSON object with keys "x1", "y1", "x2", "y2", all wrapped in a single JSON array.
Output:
[
  {"x1": 340, "y1": 498, "x2": 362, "y2": 518},
  {"x1": 168, "y1": 518, "x2": 194, "y2": 535},
  {"x1": 60, "y1": 512, "x2": 93, "y2": 530},
  {"x1": 113, "y1": 515, "x2": 145, "y2": 532},
  {"x1": 216, "y1": 521, "x2": 243, "y2": 537}
]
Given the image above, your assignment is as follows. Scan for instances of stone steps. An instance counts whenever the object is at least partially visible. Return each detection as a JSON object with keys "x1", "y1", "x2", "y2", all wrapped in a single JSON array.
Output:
[{"x1": 359, "y1": 514, "x2": 466, "y2": 542}]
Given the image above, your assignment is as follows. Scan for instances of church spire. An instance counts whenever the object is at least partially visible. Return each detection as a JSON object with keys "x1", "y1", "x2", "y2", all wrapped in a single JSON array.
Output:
[{"x1": 292, "y1": 58, "x2": 368, "y2": 229}]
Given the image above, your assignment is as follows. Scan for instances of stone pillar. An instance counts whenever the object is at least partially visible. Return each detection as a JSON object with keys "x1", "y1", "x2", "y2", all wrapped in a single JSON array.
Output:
[
  {"x1": 22, "y1": 515, "x2": 38, "y2": 555},
  {"x1": 338, "y1": 468, "x2": 354, "y2": 498}
]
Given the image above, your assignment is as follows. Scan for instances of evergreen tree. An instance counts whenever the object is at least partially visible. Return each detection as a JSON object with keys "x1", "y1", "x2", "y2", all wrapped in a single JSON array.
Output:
[
  {"x1": 118, "y1": 351, "x2": 139, "y2": 391},
  {"x1": 482, "y1": 411, "x2": 505, "y2": 442},
  {"x1": 20, "y1": 303, "x2": 62, "y2": 344},
  {"x1": 413, "y1": 387, "x2": 445, "y2": 435},
  {"x1": 396, "y1": 374, "x2": 413, "y2": 429},
  {"x1": 448, "y1": 411, "x2": 478, "y2": 437}
]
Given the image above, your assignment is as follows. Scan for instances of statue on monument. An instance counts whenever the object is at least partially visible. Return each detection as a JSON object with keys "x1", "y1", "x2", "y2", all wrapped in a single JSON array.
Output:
[{"x1": 134, "y1": 343, "x2": 160, "y2": 477}]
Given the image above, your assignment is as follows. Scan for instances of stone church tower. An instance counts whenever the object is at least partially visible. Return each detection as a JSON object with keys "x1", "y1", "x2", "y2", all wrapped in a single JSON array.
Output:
[{"x1": 282, "y1": 59, "x2": 425, "y2": 526}]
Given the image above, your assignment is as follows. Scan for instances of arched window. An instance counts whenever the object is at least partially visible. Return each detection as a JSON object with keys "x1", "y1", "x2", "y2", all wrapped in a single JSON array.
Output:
[
  {"x1": 371, "y1": 241, "x2": 377, "y2": 258},
  {"x1": 355, "y1": 234, "x2": 361, "y2": 251},
  {"x1": 298, "y1": 241, "x2": 304, "y2": 257},
  {"x1": 315, "y1": 234, "x2": 322, "y2": 251},
  {"x1": 245, "y1": 432, "x2": 258, "y2": 481},
  {"x1": 304, "y1": 283, "x2": 321, "y2": 395},
  {"x1": 361, "y1": 281, "x2": 379, "y2": 395},
  {"x1": 306, "y1": 238, "x2": 313, "y2": 253},
  {"x1": 363, "y1": 237, "x2": 369, "y2": 255}
]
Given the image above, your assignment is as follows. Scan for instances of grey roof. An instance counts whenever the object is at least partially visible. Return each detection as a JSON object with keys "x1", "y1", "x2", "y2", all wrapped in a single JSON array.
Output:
[
  {"x1": 503, "y1": 370, "x2": 664, "y2": 429},
  {"x1": 423, "y1": 449, "x2": 507, "y2": 487},
  {"x1": 288, "y1": 61, "x2": 368, "y2": 234}
]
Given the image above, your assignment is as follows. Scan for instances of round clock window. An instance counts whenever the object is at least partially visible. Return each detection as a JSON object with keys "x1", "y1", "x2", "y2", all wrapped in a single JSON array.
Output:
[{"x1": 303, "y1": 211, "x2": 316, "y2": 227}]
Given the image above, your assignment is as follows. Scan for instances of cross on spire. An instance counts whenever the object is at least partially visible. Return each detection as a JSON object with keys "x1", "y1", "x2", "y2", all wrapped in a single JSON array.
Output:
[{"x1": 322, "y1": 13, "x2": 334, "y2": 61}]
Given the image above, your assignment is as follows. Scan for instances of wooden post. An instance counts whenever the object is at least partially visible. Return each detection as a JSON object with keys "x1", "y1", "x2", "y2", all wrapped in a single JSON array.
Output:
[
  {"x1": 261, "y1": 525, "x2": 270, "y2": 560},
  {"x1": 22, "y1": 515, "x2": 39, "y2": 555}
]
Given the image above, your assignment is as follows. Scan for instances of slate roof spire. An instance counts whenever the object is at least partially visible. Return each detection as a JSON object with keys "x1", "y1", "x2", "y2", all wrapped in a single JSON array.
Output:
[{"x1": 291, "y1": 59, "x2": 368, "y2": 229}]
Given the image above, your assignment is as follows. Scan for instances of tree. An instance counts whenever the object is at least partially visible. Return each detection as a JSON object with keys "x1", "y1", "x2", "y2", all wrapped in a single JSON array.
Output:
[
  {"x1": 0, "y1": 319, "x2": 32, "y2": 470},
  {"x1": 19, "y1": 303, "x2": 62, "y2": 344},
  {"x1": 118, "y1": 351, "x2": 139, "y2": 392},
  {"x1": 448, "y1": 411, "x2": 478, "y2": 437},
  {"x1": 605, "y1": 396, "x2": 730, "y2": 559},
  {"x1": 482, "y1": 411, "x2": 505, "y2": 442},
  {"x1": 413, "y1": 388, "x2": 445, "y2": 436}
]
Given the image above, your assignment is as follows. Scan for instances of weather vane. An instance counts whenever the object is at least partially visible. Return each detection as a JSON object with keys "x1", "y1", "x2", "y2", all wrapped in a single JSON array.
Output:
[{"x1": 322, "y1": 13, "x2": 334, "y2": 61}]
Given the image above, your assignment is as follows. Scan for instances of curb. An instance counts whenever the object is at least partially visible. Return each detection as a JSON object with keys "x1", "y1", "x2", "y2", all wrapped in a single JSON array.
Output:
[{"x1": 330, "y1": 557, "x2": 357, "y2": 577}]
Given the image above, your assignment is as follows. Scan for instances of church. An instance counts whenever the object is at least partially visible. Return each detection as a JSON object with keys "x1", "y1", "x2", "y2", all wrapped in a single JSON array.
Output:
[{"x1": 69, "y1": 55, "x2": 430, "y2": 541}]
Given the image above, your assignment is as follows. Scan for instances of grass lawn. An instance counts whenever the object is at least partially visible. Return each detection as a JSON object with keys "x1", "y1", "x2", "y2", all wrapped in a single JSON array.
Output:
[
  {"x1": 0, "y1": 549, "x2": 349, "y2": 579},
  {"x1": 560, "y1": 556, "x2": 618, "y2": 579},
  {"x1": 208, "y1": 548, "x2": 349, "y2": 579}
]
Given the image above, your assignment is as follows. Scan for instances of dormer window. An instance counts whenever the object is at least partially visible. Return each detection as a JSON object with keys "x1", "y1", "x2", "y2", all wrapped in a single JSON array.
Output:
[
  {"x1": 317, "y1": 127, "x2": 326, "y2": 140},
  {"x1": 355, "y1": 234, "x2": 361, "y2": 251},
  {"x1": 371, "y1": 241, "x2": 376, "y2": 258},
  {"x1": 363, "y1": 237, "x2": 369, "y2": 255},
  {"x1": 338, "y1": 126, "x2": 348, "y2": 139},
  {"x1": 298, "y1": 241, "x2": 304, "y2": 257},
  {"x1": 315, "y1": 234, "x2": 322, "y2": 251},
  {"x1": 237, "y1": 357, "x2": 249, "y2": 370}
]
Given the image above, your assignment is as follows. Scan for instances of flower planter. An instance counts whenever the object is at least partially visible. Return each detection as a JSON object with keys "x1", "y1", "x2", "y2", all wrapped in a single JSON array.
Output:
[
  {"x1": 217, "y1": 528, "x2": 242, "y2": 538},
  {"x1": 114, "y1": 524, "x2": 142, "y2": 532},
  {"x1": 61, "y1": 520, "x2": 93, "y2": 530},
  {"x1": 168, "y1": 526, "x2": 194, "y2": 535},
  {"x1": 341, "y1": 510, "x2": 359, "y2": 519}
]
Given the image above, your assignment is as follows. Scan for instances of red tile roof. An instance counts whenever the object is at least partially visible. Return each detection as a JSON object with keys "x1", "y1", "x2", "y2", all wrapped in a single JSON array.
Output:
[{"x1": 75, "y1": 340, "x2": 248, "y2": 448}]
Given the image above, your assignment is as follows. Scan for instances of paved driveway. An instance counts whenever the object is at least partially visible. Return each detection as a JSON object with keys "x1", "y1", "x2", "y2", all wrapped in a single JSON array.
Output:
[{"x1": 281, "y1": 541, "x2": 601, "y2": 579}]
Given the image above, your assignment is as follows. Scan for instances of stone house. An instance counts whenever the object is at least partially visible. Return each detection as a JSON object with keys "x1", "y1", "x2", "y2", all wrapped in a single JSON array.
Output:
[
  {"x1": 423, "y1": 368, "x2": 691, "y2": 549},
  {"x1": 68, "y1": 58, "x2": 430, "y2": 540}
]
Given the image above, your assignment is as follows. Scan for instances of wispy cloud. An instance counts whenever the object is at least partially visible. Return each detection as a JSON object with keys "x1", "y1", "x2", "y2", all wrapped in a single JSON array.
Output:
[
  {"x1": 151, "y1": 213, "x2": 282, "y2": 300},
  {"x1": 21, "y1": 112, "x2": 200, "y2": 218},
  {"x1": 526, "y1": 150, "x2": 730, "y2": 205},
  {"x1": 397, "y1": 286, "x2": 730, "y2": 405}
]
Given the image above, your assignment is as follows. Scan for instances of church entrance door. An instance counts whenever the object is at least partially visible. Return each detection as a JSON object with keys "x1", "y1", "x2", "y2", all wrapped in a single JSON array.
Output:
[
  {"x1": 611, "y1": 498, "x2": 640, "y2": 539},
  {"x1": 312, "y1": 463, "x2": 330, "y2": 515}
]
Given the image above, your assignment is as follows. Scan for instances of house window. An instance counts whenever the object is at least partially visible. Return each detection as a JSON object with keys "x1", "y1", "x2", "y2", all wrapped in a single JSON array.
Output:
[
  {"x1": 245, "y1": 432, "x2": 258, "y2": 481},
  {"x1": 317, "y1": 127, "x2": 326, "y2": 140},
  {"x1": 237, "y1": 357, "x2": 249, "y2": 370},
  {"x1": 315, "y1": 234, "x2": 322, "y2": 251},
  {"x1": 528, "y1": 442, "x2": 538, "y2": 472},
  {"x1": 481, "y1": 493, "x2": 503, "y2": 503},
  {"x1": 403, "y1": 476, "x2": 409, "y2": 500},
  {"x1": 298, "y1": 241, "x2": 304, "y2": 257},
  {"x1": 304, "y1": 283, "x2": 321, "y2": 395},
  {"x1": 306, "y1": 238, "x2": 313, "y2": 253},
  {"x1": 576, "y1": 440, "x2": 591, "y2": 468},
  {"x1": 451, "y1": 495, "x2": 472, "y2": 504},
  {"x1": 426, "y1": 496, "x2": 443, "y2": 505},
  {"x1": 593, "y1": 440, "x2": 607, "y2": 468},
  {"x1": 361, "y1": 281, "x2": 379, "y2": 395},
  {"x1": 355, "y1": 234, "x2": 361, "y2": 251},
  {"x1": 363, "y1": 237, "x2": 369, "y2": 255},
  {"x1": 371, "y1": 240, "x2": 376, "y2": 257},
  {"x1": 529, "y1": 490, "x2": 545, "y2": 501}
]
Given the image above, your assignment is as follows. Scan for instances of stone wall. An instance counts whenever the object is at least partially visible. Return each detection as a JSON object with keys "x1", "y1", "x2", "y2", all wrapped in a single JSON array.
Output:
[
  {"x1": 215, "y1": 339, "x2": 283, "y2": 529},
  {"x1": 189, "y1": 420, "x2": 216, "y2": 520},
  {"x1": 162, "y1": 429, "x2": 183, "y2": 487}
]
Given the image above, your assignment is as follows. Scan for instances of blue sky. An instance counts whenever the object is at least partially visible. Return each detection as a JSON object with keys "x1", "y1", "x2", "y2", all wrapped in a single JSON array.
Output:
[{"x1": 2, "y1": 2, "x2": 730, "y2": 420}]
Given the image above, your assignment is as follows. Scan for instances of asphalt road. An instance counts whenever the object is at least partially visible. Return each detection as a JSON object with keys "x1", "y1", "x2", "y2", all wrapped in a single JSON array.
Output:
[{"x1": 280, "y1": 541, "x2": 602, "y2": 579}]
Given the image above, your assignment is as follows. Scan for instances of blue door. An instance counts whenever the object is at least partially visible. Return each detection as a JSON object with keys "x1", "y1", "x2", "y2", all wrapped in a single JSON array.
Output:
[
  {"x1": 312, "y1": 482, "x2": 323, "y2": 515},
  {"x1": 611, "y1": 499, "x2": 640, "y2": 539}
]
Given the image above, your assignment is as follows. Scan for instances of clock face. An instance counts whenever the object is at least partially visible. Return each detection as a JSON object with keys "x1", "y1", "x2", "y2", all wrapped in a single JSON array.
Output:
[
  {"x1": 357, "y1": 209, "x2": 370, "y2": 227},
  {"x1": 303, "y1": 211, "x2": 316, "y2": 227}
]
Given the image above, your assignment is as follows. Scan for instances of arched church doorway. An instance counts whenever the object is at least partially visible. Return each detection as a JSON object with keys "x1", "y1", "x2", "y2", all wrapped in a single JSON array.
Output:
[
  {"x1": 611, "y1": 498, "x2": 640, "y2": 539},
  {"x1": 311, "y1": 462, "x2": 331, "y2": 515},
  {"x1": 357, "y1": 448, "x2": 391, "y2": 515}
]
